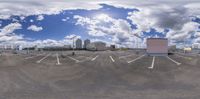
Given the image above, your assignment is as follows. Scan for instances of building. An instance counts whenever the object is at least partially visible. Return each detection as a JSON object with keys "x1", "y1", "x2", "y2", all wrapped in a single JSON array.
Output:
[
  {"x1": 34, "y1": 45, "x2": 38, "y2": 51},
  {"x1": 84, "y1": 39, "x2": 90, "y2": 49},
  {"x1": 4, "y1": 45, "x2": 13, "y2": 50},
  {"x1": 146, "y1": 38, "x2": 168, "y2": 56},
  {"x1": 14, "y1": 45, "x2": 23, "y2": 51},
  {"x1": 64, "y1": 45, "x2": 71, "y2": 49},
  {"x1": 192, "y1": 44, "x2": 199, "y2": 49},
  {"x1": 87, "y1": 41, "x2": 106, "y2": 51},
  {"x1": 76, "y1": 39, "x2": 82, "y2": 49},
  {"x1": 168, "y1": 45, "x2": 176, "y2": 53},
  {"x1": 183, "y1": 47, "x2": 192, "y2": 53},
  {"x1": 110, "y1": 45, "x2": 116, "y2": 51}
]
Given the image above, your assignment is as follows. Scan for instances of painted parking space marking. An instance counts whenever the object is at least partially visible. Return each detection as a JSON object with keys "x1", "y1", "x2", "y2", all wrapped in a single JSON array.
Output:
[
  {"x1": 127, "y1": 54, "x2": 145, "y2": 64},
  {"x1": 110, "y1": 56, "x2": 115, "y2": 62},
  {"x1": 56, "y1": 54, "x2": 61, "y2": 65},
  {"x1": 148, "y1": 56, "x2": 155, "y2": 69},
  {"x1": 25, "y1": 53, "x2": 44, "y2": 60},
  {"x1": 91, "y1": 55, "x2": 99, "y2": 61},
  {"x1": 119, "y1": 54, "x2": 135, "y2": 59},
  {"x1": 67, "y1": 56, "x2": 80, "y2": 63},
  {"x1": 166, "y1": 56, "x2": 181, "y2": 65},
  {"x1": 36, "y1": 53, "x2": 51, "y2": 63}
]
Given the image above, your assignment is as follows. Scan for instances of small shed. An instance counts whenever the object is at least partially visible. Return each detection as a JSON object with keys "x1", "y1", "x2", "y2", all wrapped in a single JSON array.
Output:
[
  {"x1": 183, "y1": 47, "x2": 192, "y2": 53},
  {"x1": 146, "y1": 38, "x2": 168, "y2": 56}
]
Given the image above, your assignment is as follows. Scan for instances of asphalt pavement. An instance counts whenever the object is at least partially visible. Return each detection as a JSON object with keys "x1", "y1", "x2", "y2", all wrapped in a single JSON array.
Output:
[{"x1": 0, "y1": 50, "x2": 200, "y2": 99}]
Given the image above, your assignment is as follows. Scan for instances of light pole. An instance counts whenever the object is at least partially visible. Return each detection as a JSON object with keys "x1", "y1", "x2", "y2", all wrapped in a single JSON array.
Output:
[
  {"x1": 183, "y1": 39, "x2": 186, "y2": 54},
  {"x1": 70, "y1": 36, "x2": 77, "y2": 56}
]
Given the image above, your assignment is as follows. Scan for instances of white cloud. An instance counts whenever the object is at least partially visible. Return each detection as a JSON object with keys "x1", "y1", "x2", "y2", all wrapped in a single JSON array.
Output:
[
  {"x1": 27, "y1": 25, "x2": 43, "y2": 32},
  {"x1": 0, "y1": 35, "x2": 24, "y2": 42},
  {"x1": 126, "y1": 4, "x2": 200, "y2": 45},
  {"x1": 0, "y1": 15, "x2": 10, "y2": 20},
  {"x1": 0, "y1": 0, "x2": 196, "y2": 20},
  {"x1": 30, "y1": 19, "x2": 34, "y2": 23},
  {"x1": 167, "y1": 22, "x2": 200, "y2": 41},
  {"x1": 24, "y1": 34, "x2": 82, "y2": 48},
  {"x1": 62, "y1": 17, "x2": 70, "y2": 22},
  {"x1": 74, "y1": 14, "x2": 142, "y2": 48},
  {"x1": 0, "y1": 23, "x2": 22, "y2": 36},
  {"x1": 0, "y1": 0, "x2": 199, "y2": 47},
  {"x1": 0, "y1": 1, "x2": 104, "y2": 20},
  {"x1": 64, "y1": 34, "x2": 81, "y2": 39},
  {"x1": 63, "y1": 34, "x2": 81, "y2": 46},
  {"x1": 20, "y1": 16, "x2": 25, "y2": 20},
  {"x1": 0, "y1": 22, "x2": 24, "y2": 42},
  {"x1": 19, "y1": 39, "x2": 62, "y2": 48},
  {"x1": 37, "y1": 15, "x2": 44, "y2": 21}
]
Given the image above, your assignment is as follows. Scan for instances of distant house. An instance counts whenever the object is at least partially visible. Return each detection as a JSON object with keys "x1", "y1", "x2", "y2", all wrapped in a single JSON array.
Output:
[
  {"x1": 87, "y1": 41, "x2": 106, "y2": 51},
  {"x1": 64, "y1": 45, "x2": 71, "y2": 49},
  {"x1": 146, "y1": 38, "x2": 168, "y2": 56},
  {"x1": 110, "y1": 45, "x2": 116, "y2": 51},
  {"x1": 183, "y1": 47, "x2": 192, "y2": 53},
  {"x1": 168, "y1": 45, "x2": 176, "y2": 53}
]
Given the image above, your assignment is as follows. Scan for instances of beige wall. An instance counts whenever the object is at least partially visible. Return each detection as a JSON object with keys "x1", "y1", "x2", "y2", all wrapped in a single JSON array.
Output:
[{"x1": 147, "y1": 39, "x2": 168, "y2": 54}]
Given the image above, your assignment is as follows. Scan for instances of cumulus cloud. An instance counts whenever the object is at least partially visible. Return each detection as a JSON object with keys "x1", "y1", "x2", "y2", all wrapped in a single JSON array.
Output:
[
  {"x1": 62, "y1": 17, "x2": 70, "y2": 22},
  {"x1": 126, "y1": 3, "x2": 200, "y2": 45},
  {"x1": 0, "y1": 23, "x2": 22, "y2": 36},
  {"x1": 37, "y1": 15, "x2": 44, "y2": 21},
  {"x1": 74, "y1": 14, "x2": 141, "y2": 48},
  {"x1": 30, "y1": 19, "x2": 34, "y2": 23},
  {"x1": 0, "y1": 0, "x2": 200, "y2": 47},
  {"x1": 64, "y1": 34, "x2": 81, "y2": 39},
  {"x1": 127, "y1": 6, "x2": 191, "y2": 33},
  {"x1": 27, "y1": 25, "x2": 43, "y2": 32},
  {"x1": 26, "y1": 34, "x2": 82, "y2": 48},
  {"x1": 0, "y1": 22, "x2": 24, "y2": 42},
  {"x1": 167, "y1": 22, "x2": 199, "y2": 41},
  {"x1": 0, "y1": 1, "x2": 103, "y2": 20},
  {"x1": 33, "y1": 39, "x2": 64, "y2": 47}
]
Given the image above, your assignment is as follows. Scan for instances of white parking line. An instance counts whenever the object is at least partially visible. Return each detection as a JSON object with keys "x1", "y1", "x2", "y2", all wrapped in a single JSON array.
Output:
[
  {"x1": 56, "y1": 54, "x2": 61, "y2": 65},
  {"x1": 119, "y1": 54, "x2": 135, "y2": 59},
  {"x1": 166, "y1": 56, "x2": 181, "y2": 65},
  {"x1": 127, "y1": 54, "x2": 145, "y2": 64},
  {"x1": 36, "y1": 53, "x2": 51, "y2": 63},
  {"x1": 110, "y1": 56, "x2": 115, "y2": 62},
  {"x1": 25, "y1": 53, "x2": 44, "y2": 60},
  {"x1": 91, "y1": 55, "x2": 99, "y2": 61},
  {"x1": 67, "y1": 56, "x2": 80, "y2": 63},
  {"x1": 148, "y1": 56, "x2": 155, "y2": 69}
]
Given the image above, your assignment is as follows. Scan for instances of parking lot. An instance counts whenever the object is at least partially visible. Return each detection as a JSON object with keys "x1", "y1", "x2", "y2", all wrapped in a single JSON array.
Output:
[{"x1": 1, "y1": 50, "x2": 200, "y2": 99}]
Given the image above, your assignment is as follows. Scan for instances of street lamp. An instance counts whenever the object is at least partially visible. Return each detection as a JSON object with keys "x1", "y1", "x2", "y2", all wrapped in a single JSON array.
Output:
[{"x1": 70, "y1": 36, "x2": 77, "y2": 56}]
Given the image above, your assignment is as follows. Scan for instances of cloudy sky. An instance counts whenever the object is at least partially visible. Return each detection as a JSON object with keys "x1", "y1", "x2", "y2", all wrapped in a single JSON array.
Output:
[{"x1": 0, "y1": 0, "x2": 200, "y2": 48}]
